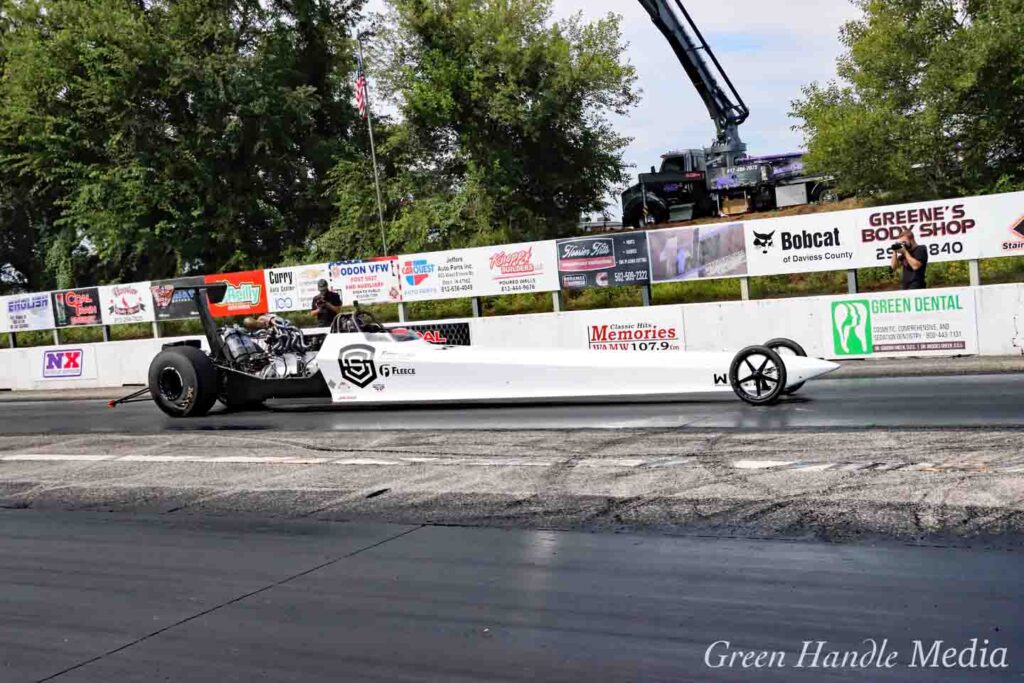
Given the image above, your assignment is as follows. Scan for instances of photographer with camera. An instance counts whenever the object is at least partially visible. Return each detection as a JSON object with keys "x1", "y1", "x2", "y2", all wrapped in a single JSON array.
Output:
[
  {"x1": 890, "y1": 230, "x2": 928, "y2": 290},
  {"x1": 310, "y1": 279, "x2": 342, "y2": 326}
]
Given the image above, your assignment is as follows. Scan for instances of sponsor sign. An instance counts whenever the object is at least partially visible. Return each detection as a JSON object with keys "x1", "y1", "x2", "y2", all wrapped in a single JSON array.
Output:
[
  {"x1": 5, "y1": 293, "x2": 56, "y2": 332},
  {"x1": 825, "y1": 289, "x2": 977, "y2": 358},
  {"x1": 575, "y1": 307, "x2": 684, "y2": 352},
  {"x1": 745, "y1": 214, "x2": 862, "y2": 276},
  {"x1": 99, "y1": 282, "x2": 154, "y2": 325},
  {"x1": 151, "y1": 276, "x2": 205, "y2": 320},
  {"x1": 853, "y1": 197, "x2": 986, "y2": 266},
  {"x1": 204, "y1": 270, "x2": 269, "y2": 318},
  {"x1": 469, "y1": 240, "x2": 560, "y2": 296},
  {"x1": 266, "y1": 264, "x2": 330, "y2": 313},
  {"x1": 52, "y1": 288, "x2": 102, "y2": 327},
  {"x1": 329, "y1": 258, "x2": 401, "y2": 305},
  {"x1": 396, "y1": 322, "x2": 472, "y2": 346},
  {"x1": 648, "y1": 223, "x2": 748, "y2": 282},
  {"x1": 42, "y1": 348, "x2": 84, "y2": 378},
  {"x1": 0, "y1": 297, "x2": 8, "y2": 333},
  {"x1": 557, "y1": 234, "x2": 651, "y2": 289},
  {"x1": 398, "y1": 251, "x2": 477, "y2": 302}
]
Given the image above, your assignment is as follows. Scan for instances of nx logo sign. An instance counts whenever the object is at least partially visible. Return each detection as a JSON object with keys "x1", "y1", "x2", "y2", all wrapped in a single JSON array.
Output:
[
  {"x1": 338, "y1": 344, "x2": 377, "y2": 388},
  {"x1": 43, "y1": 349, "x2": 84, "y2": 378}
]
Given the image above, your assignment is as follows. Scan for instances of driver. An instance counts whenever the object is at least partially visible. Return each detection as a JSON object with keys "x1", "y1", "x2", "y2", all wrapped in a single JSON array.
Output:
[{"x1": 310, "y1": 279, "x2": 342, "y2": 327}]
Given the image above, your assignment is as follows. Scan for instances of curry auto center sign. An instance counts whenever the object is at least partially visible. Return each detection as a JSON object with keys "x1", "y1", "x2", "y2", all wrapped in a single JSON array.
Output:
[
  {"x1": 265, "y1": 264, "x2": 331, "y2": 313},
  {"x1": 39, "y1": 346, "x2": 98, "y2": 380},
  {"x1": 824, "y1": 288, "x2": 978, "y2": 359}
]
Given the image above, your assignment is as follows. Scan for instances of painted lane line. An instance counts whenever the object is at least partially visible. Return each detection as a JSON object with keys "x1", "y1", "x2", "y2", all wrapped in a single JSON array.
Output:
[
  {"x1": 733, "y1": 460, "x2": 796, "y2": 470},
  {"x1": 0, "y1": 454, "x2": 115, "y2": 462}
]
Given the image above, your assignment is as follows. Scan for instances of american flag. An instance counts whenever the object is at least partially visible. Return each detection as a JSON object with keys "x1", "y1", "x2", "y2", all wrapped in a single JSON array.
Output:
[{"x1": 355, "y1": 52, "x2": 368, "y2": 119}]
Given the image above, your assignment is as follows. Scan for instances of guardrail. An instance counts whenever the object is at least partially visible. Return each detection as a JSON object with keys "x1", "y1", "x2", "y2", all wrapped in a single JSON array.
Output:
[{"x1": 2, "y1": 190, "x2": 1023, "y2": 349}]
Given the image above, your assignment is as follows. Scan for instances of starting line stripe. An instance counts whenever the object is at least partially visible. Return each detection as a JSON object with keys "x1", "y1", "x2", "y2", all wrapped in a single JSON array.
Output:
[{"x1": 0, "y1": 454, "x2": 1017, "y2": 473}]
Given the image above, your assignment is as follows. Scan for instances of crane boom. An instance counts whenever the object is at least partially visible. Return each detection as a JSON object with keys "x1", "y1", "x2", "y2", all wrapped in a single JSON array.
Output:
[{"x1": 637, "y1": 0, "x2": 748, "y2": 163}]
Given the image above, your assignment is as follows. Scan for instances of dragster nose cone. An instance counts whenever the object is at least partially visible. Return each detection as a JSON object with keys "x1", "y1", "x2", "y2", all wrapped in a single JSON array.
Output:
[{"x1": 807, "y1": 357, "x2": 841, "y2": 377}]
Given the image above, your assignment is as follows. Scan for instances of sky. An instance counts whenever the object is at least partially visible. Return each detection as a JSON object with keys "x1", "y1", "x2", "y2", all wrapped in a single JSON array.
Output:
[{"x1": 363, "y1": 0, "x2": 862, "y2": 218}]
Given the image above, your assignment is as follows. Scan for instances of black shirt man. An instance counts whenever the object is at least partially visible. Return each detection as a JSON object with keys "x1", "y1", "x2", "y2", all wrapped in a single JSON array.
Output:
[
  {"x1": 311, "y1": 279, "x2": 342, "y2": 326},
  {"x1": 890, "y1": 232, "x2": 928, "y2": 290}
]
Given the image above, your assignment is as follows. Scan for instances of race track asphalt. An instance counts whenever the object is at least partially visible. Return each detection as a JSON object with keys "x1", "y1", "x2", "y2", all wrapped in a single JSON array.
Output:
[
  {"x1": 3, "y1": 510, "x2": 1021, "y2": 683},
  {"x1": 0, "y1": 373, "x2": 1022, "y2": 433}
]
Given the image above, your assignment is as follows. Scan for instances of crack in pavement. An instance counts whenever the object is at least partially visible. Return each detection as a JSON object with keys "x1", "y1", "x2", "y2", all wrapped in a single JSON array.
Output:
[{"x1": 34, "y1": 524, "x2": 425, "y2": 683}]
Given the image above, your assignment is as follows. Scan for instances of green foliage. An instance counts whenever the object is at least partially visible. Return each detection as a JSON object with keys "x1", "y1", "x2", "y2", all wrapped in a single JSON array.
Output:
[
  {"x1": 792, "y1": 0, "x2": 1024, "y2": 201},
  {"x1": 320, "y1": 0, "x2": 639, "y2": 257},
  {"x1": 0, "y1": 0, "x2": 365, "y2": 290}
]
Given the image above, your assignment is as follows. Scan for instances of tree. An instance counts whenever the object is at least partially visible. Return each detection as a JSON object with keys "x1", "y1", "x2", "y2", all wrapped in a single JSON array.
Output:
[
  {"x1": 791, "y1": 0, "x2": 1024, "y2": 202},
  {"x1": 323, "y1": 0, "x2": 638, "y2": 257},
  {"x1": 0, "y1": 0, "x2": 365, "y2": 290}
]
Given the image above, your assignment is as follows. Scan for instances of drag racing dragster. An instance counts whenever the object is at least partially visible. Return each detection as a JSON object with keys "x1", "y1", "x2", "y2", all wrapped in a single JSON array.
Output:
[{"x1": 113, "y1": 284, "x2": 838, "y2": 417}]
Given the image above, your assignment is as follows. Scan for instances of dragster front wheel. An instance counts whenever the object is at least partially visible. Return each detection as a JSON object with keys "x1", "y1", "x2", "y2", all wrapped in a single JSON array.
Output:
[
  {"x1": 764, "y1": 337, "x2": 807, "y2": 394},
  {"x1": 729, "y1": 346, "x2": 787, "y2": 406}
]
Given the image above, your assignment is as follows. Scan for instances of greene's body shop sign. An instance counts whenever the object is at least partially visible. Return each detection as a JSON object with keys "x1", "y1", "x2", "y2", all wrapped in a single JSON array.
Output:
[{"x1": 825, "y1": 289, "x2": 977, "y2": 359}]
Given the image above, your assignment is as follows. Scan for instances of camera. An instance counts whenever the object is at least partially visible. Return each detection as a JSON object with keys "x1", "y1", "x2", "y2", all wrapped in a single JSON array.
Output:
[{"x1": 888, "y1": 242, "x2": 907, "y2": 253}]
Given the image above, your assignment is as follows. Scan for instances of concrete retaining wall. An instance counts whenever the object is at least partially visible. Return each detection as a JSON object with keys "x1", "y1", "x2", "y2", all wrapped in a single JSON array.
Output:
[{"x1": 1, "y1": 284, "x2": 1021, "y2": 391}]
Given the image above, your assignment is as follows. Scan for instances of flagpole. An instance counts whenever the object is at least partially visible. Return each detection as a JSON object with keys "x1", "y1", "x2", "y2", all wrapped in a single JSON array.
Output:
[{"x1": 358, "y1": 35, "x2": 388, "y2": 256}]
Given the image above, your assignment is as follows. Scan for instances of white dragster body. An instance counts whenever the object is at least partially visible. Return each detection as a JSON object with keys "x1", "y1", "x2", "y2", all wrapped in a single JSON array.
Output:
[{"x1": 316, "y1": 331, "x2": 839, "y2": 405}]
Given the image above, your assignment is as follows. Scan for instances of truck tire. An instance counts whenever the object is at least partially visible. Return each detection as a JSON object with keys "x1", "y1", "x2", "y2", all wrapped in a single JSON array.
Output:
[
  {"x1": 729, "y1": 345, "x2": 787, "y2": 406},
  {"x1": 148, "y1": 347, "x2": 219, "y2": 418},
  {"x1": 764, "y1": 337, "x2": 807, "y2": 395}
]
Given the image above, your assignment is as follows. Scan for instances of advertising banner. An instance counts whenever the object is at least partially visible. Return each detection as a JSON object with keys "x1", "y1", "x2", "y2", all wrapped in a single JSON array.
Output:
[
  {"x1": 266, "y1": 264, "x2": 331, "y2": 313},
  {"x1": 99, "y1": 282, "x2": 154, "y2": 325},
  {"x1": 329, "y1": 258, "x2": 401, "y2": 305},
  {"x1": 398, "y1": 250, "x2": 477, "y2": 302},
  {"x1": 150, "y1": 276, "x2": 205, "y2": 321},
  {"x1": 557, "y1": 233, "x2": 651, "y2": 289},
  {"x1": 468, "y1": 240, "x2": 560, "y2": 296},
  {"x1": 852, "y1": 196, "x2": 989, "y2": 268},
  {"x1": 575, "y1": 306, "x2": 684, "y2": 352},
  {"x1": 398, "y1": 321, "x2": 473, "y2": 346},
  {"x1": 204, "y1": 270, "x2": 269, "y2": 318},
  {"x1": 0, "y1": 297, "x2": 8, "y2": 334},
  {"x1": 5, "y1": 293, "x2": 55, "y2": 331},
  {"x1": 648, "y1": 223, "x2": 748, "y2": 282},
  {"x1": 52, "y1": 288, "x2": 102, "y2": 327},
  {"x1": 745, "y1": 213, "x2": 863, "y2": 276},
  {"x1": 40, "y1": 346, "x2": 97, "y2": 380},
  {"x1": 824, "y1": 288, "x2": 977, "y2": 359}
]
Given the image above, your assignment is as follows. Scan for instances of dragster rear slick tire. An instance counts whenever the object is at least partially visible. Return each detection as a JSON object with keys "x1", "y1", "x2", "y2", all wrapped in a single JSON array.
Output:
[
  {"x1": 729, "y1": 345, "x2": 787, "y2": 406},
  {"x1": 148, "y1": 347, "x2": 219, "y2": 418},
  {"x1": 764, "y1": 337, "x2": 807, "y2": 394}
]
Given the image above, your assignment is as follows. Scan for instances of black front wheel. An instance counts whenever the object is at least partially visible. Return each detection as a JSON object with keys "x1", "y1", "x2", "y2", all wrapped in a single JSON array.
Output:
[
  {"x1": 147, "y1": 347, "x2": 219, "y2": 418},
  {"x1": 764, "y1": 337, "x2": 807, "y2": 394},
  {"x1": 729, "y1": 346, "x2": 787, "y2": 406}
]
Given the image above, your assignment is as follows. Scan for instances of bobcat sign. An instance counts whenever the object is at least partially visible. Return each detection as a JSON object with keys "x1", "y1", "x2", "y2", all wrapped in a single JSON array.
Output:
[{"x1": 825, "y1": 289, "x2": 978, "y2": 359}]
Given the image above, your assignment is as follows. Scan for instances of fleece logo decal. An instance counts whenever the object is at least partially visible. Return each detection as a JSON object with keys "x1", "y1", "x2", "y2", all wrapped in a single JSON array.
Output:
[
  {"x1": 832, "y1": 301, "x2": 873, "y2": 356},
  {"x1": 752, "y1": 230, "x2": 775, "y2": 254},
  {"x1": 338, "y1": 344, "x2": 377, "y2": 388},
  {"x1": 43, "y1": 349, "x2": 84, "y2": 378}
]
